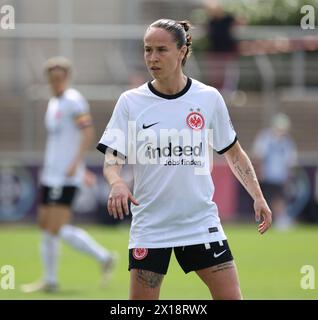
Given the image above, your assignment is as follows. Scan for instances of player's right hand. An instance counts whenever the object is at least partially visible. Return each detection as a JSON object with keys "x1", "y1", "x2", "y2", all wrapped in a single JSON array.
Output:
[{"x1": 108, "y1": 180, "x2": 139, "y2": 220}]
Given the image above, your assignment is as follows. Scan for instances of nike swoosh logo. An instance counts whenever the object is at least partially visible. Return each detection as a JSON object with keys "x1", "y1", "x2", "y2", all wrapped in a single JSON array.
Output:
[
  {"x1": 213, "y1": 250, "x2": 227, "y2": 258},
  {"x1": 142, "y1": 122, "x2": 159, "y2": 129}
]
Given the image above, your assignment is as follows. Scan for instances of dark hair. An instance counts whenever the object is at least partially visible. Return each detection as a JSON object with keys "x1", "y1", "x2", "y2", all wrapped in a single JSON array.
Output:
[{"x1": 148, "y1": 19, "x2": 193, "y2": 66}]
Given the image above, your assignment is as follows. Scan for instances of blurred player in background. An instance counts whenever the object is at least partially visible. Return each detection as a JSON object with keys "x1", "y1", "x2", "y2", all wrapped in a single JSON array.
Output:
[
  {"x1": 22, "y1": 57, "x2": 115, "y2": 293},
  {"x1": 204, "y1": 0, "x2": 241, "y2": 95},
  {"x1": 98, "y1": 19, "x2": 272, "y2": 300},
  {"x1": 252, "y1": 113, "x2": 298, "y2": 230}
]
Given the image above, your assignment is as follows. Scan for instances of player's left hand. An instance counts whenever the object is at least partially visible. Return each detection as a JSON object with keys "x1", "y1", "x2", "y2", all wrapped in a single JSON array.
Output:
[
  {"x1": 254, "y1": 197, "x2": 272, "y2": 235},
  {"x1": 83, "y1": 169, "x2": 96, "y2": 186}
]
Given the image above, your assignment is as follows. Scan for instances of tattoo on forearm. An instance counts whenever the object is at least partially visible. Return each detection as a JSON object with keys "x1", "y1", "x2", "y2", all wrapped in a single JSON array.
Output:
[
  {"x1": 232, "y1": 155, "x2": 239, "y2": 165},
  {"x1": 211, "y1": 261, "x2": 235, "y2": 273},
  {"x1": 234, "y1": 163, "x2": 249, "y2": 188},
  {"x1": 136, "y1": 270, "x2": 163, "y2": 288},
  {"x1": 104, "y1": 161, "x2": 117, "y2": 169},
  {"x1": 232, "y1": 155, "x2": 256, "y2": 188},
  {"x1": 104, "y1": 158, "x2": 124, "y2": 168}
]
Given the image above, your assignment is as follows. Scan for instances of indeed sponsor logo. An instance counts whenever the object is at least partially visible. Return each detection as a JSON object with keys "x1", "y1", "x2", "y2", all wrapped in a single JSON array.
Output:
[
  {"x1": 145, "y1": 142, "x2": 203, "y2": 159},
  {"x1": 105, "y1": 122, "x2": 214, "y2": 174}
]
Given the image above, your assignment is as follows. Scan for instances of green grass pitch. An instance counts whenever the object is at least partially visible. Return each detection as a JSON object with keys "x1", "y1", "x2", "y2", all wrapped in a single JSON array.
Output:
[{"x1": 0, "y1": 223, "x2": 317, "y2": 299}]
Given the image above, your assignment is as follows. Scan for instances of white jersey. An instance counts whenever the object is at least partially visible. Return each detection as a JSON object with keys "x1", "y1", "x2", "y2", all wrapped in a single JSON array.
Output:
[
  {"x1": 98, "y1": 78, "x2": 237, "y2": 249},
  {"x1": 41, "y1": 88, "x2": 90, "y2": 187},
  {"x1": 252, "y1": 129, "x2": 297, "y2": 184}
]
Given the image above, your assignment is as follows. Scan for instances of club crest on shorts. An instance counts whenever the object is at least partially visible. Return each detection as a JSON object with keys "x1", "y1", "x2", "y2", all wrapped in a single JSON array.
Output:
[
  {"x1": 133, "y1": 248, "x2": 148, "y2": 260},
  {"x1": 186, "y1": 109, "x2": 205, "y2": 130}
]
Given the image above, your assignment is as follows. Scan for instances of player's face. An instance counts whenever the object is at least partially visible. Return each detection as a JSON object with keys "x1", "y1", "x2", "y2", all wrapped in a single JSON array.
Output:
[
  {"x1": 144, "y1": 28, "x2": 187, "y2": 81},
  {"x1": 48, "y1": 68, "x2": 69, "y2": 96}
]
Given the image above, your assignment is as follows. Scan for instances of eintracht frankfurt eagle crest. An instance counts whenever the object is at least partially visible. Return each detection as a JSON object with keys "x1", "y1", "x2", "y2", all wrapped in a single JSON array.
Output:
[{"x1": 186, "y1": 108, "x2": 205, "y2": 130}]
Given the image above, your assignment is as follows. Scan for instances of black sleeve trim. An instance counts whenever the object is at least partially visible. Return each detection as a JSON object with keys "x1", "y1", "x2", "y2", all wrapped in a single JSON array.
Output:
[
  {"x1": 96, "y1": 143, "x2": 126, "y2": 160},
  {"x1": 217, "y1": 136, "x2": 238, "y2": 155}
]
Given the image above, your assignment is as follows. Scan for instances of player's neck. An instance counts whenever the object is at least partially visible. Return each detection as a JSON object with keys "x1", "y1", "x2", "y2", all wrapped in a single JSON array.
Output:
[
  {"x1": 52, "y1": 86, "x2": 69, "y2": 97},
  {"x1": 152, "y1": 73, "x2": 187, "y2": 95}
]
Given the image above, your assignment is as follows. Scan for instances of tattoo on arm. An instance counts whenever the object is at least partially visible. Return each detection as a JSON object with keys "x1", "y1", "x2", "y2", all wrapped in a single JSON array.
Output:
[
  {"x1": 232, "y1": 154, "x2": 257, "y2": 189},
  {"x1": 232, "y1": 155, "x2": 239, "y2": 165},
  {"x1": 104, "y1": 153, "x2": 124, "y2": 168},
  {"x1": 136, "y1": 270, "x2": 164, "y2": 288},
  {"x1": 211, "y1": 261, "x2": 235, "y2": 273},
  {"x1": 104, "y1": 160, "x2": 118, "y2": 169},
  {"x1": 233, "y1": 162, "x2": 249, "y2": 188}
]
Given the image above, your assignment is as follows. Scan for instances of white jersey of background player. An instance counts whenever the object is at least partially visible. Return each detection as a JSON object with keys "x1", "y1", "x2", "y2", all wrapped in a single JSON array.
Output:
[{"x1": 41, "y1": 88, "x2": 88, "y2": 187}]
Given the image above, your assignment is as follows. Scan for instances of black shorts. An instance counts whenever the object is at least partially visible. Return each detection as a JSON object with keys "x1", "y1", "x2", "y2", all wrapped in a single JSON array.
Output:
[
  {"x1": 129, "y1": 240, "x2": 233, "y2": 275},
  {"x1": 40, "y1": 185, "x2": 78, "y2": 206},
  {"x1": 261, "y1": 182, "x2": 285, "y2": 203}
]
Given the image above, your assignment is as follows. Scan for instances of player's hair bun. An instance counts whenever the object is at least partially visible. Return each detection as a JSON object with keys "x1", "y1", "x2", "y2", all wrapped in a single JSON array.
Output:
[{"x1": 178, "y1": 20, "x2": 191, "y2": 33}]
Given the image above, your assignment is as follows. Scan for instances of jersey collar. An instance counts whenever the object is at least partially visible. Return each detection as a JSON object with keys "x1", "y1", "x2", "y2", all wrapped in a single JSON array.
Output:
[{"x1": 148, "y1": 77, "x2": 192, "y2": 100}]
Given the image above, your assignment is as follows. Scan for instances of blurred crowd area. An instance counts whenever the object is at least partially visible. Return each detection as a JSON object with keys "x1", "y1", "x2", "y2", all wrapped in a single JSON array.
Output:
[{"x1": 0, "y1": 0, "x2": 318, "y2": 223}]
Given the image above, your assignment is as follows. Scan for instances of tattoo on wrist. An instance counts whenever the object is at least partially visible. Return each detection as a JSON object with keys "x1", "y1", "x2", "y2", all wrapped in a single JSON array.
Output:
[{"x1": 136, "y1": 270, "x2": 163, "y2": 288}]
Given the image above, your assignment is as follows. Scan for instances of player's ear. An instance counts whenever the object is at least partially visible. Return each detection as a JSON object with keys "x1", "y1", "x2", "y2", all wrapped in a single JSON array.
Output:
[{"x1": 179, "y1": 45, "x2": 187, "y2": 62}]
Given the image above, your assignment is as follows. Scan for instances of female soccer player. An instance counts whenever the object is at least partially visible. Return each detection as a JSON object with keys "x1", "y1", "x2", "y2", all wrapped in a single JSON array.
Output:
[
  {"x1": 22, "y1": 57, "x2": 115, "y2": 293},
  {"x1": 97, "y1": 19, "x2": 272, "y2": 300}
]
